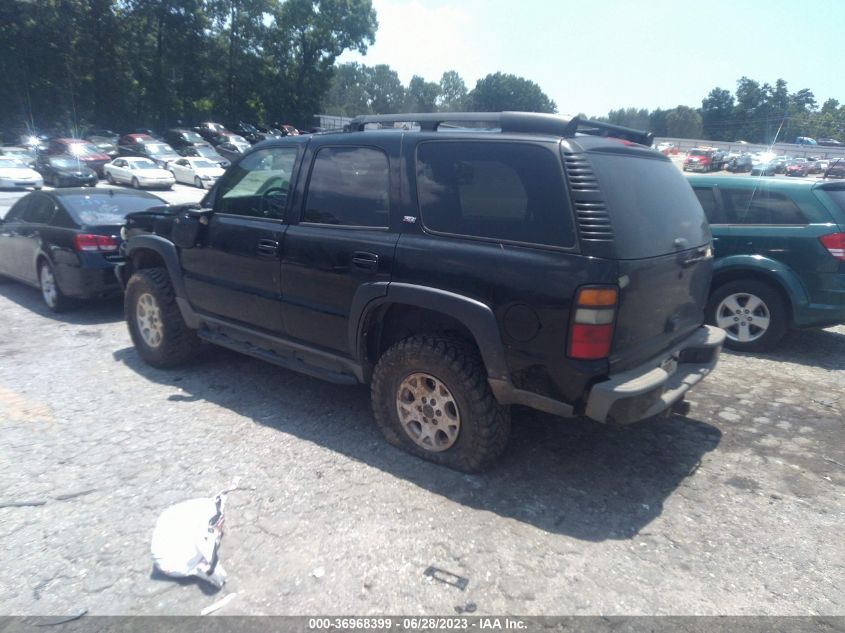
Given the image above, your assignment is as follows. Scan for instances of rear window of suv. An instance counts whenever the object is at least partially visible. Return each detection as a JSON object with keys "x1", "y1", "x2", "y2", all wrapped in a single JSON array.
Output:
[
  {"x1": 415, "y1": 141, "x2": 574, "y2": 248},
  {"x1": 589, "y1": 152, "x2": 710, "y2": 258}
]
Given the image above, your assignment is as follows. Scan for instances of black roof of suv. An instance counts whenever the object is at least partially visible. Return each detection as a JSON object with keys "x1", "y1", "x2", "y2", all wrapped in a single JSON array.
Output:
[{"x1": 117, "y1": 111, "x2": 725, "y2": 471}]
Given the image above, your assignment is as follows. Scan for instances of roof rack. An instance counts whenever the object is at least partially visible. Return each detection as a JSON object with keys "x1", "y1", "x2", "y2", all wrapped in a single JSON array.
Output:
[{"x1": 346, "y1": 112, "x2": 654, "y2": 146}]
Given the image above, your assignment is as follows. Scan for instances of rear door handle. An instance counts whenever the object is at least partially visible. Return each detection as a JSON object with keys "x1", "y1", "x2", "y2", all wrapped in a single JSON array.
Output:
[
  {"x1": 257, "y1": 238, "x2": 279, "y2": 257},
  {"x1": 351, "y1": 251, "x2": 379, "y2": 272}
]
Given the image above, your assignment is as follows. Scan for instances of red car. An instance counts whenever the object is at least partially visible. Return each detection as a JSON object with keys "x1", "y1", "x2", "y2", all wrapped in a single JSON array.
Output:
[
  {"x1": 43, "y1": 138, "x2": 110, "y2": 176},
  {"x1": 785, "y1": 159, "x2": 808, "y2": 177}
]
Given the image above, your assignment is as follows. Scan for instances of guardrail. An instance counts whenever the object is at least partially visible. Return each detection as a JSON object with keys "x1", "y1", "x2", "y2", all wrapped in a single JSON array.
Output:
[{"x1": 654, "y1": 137, "x2": 845, "y2": 160}]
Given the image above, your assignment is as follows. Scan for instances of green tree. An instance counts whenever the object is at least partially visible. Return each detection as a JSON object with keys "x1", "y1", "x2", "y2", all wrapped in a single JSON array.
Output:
[
  {"x1": 648, "y1": 108, "x2": 668, "y2": 137},
  {"x1": 468, "y1": 72, "x2": 557, "y2": 113},
  {"x1": 437, "y1": 70, "x2": 467, "y2": 111},
  {"x1": 606, "y1": 107, "x2": 650, "y2": 131},
  {"x1": 701, "y1": 87, "x2": 735, "y2": 141},
  {"x1": 404, "y1": 75, "x2": 440, "y2": 113},
  {"x1": 323, "y1": 62, "x2": 371, "y2": 116},
  {"x1": 665, "y1": 105, "x2": 703, "y2": 139},
  {"x1": 363, "y1": 64, "x2": 405, "y2": 114}
]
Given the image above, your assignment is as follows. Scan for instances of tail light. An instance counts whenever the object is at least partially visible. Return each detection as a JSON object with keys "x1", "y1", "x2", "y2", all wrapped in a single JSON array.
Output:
[
  {"x1": 73, "y1": 233, "x2": 118, "y2": 252},
  {"x1": 567, "y1": 286, "x2": 618, "y2": 360},
  {"x1": 820, "y1": 232, "x2": 845, "y2": 260}
]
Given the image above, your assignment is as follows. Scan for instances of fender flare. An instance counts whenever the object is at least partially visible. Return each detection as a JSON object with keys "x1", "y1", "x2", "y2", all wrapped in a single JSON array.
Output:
[
  {"x1": 350, "y1": 282, "x2": 511, "y2": 383},
  {"x1": 122, "y1": 234, "x2": 200, "y2": 328},
  {"x1": 123, "y1": 234, "x2": 188, "y2": 299},
  {"x1": 712, "y1": 255, "x2": 810, "y2": 311}
]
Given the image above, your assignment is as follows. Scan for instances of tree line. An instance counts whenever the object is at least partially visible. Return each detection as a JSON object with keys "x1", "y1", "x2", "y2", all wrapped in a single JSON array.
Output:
[
  {"x1": 597, "y1": 77, "x2": 844, "y2": 143},
  {"x1": 0, "y1": 0, "x2": 378, "y2": 133}
]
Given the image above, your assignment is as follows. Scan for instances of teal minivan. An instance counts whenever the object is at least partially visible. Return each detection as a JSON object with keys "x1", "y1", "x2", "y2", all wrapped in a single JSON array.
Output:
[{"x1": 686, "y1": 175, "x2": 845, "y2": 351}]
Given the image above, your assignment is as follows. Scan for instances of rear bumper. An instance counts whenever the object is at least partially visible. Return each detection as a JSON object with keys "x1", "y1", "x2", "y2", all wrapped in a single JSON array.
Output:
[{"x1": 584, "y1": 325, "x2": 725, "y2": 425}]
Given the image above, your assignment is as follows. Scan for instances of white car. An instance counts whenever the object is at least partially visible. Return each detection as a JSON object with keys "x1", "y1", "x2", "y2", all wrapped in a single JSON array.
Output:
[
  {"x1": 167, "y1": 157, "x2": 225, "y2": 189},
  {"x1": 0, "y1": 156, "x2": 43, "y2": 190},
  {"x1": 104, "y1": 157, "x2": 175, "y2": 190}
]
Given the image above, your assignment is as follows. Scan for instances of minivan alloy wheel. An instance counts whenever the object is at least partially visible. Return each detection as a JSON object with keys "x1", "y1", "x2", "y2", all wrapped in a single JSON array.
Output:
[
  {"x1": 396, "y1": 372, "x2": 461, "y2": 452},
  {"x1": 715, "y1": 292, "x2": 771, "y2": 343},
  {"x1": 136, "y1": 292, "x2": 164, "y2": 348}
]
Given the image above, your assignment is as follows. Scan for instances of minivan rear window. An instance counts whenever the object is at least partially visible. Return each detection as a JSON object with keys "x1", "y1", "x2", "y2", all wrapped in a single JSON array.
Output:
[{"x1": 588, "y1": 152, "x2": 710, "y2": 258}]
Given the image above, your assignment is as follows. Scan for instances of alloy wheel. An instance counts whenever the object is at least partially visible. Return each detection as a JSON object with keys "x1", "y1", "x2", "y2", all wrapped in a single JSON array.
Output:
[
  {"x1": 396, "y1": 372, "x2": 461, "y2": 452},
  {"x1": 715, "y1": 292, "x2": 771, "y2": 344}
]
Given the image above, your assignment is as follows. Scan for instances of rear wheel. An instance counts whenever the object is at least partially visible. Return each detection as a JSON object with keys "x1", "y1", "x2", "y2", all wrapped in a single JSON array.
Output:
[
  {"x1": 38, "y1": 259, "x2": 70, "y2": 312},
  {"x1": 125, "y1": 268, "x2": 200, "y2": 367},
  {"x1": 371, "y1": 334, "x2": 510, "y2": 472},
  {"x1": 708, "y1": 280, "x2": 788, "y2": 352}
]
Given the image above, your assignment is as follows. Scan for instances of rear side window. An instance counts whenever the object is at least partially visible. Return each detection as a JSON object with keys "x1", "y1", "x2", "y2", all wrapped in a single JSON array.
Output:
[
  {"x1": 303, "y1": 147, "x2": 389, "y2": 227},
  {"x1": 720, "y1": 188, "x2": 806, "y2": 225},
  {"x1": 416, "y1": 141, "x2": 574, "y2": 247},
  {"x1": 22, "y1": 195, "x2": 56, "y2": 224}
]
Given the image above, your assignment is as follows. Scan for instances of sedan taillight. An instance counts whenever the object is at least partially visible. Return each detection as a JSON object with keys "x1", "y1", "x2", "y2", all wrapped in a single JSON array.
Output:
[{"x1": 73, "y1": 234, "x2": 119, "y2": 252}]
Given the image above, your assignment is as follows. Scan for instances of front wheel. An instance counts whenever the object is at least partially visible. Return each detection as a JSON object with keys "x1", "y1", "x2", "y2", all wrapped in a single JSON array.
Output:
[
  {"x1": 132, "y1": 177, "x2": 140, "y2": 189},
  {"x1": 371, "y1": 335, "x2": 511, "y2": 472},
  {"x1": 125, "y1": 268, "x2": 200, "y2": 367},
  {"x1": 106, "y1": 172, "x2": 115, "y2": 184},
  {"x1": 707, "y1": 280, "x2": 788, "y2": 352},
  {"x1": 194, "y1": 176, "x2": 204, "y2": 189}
]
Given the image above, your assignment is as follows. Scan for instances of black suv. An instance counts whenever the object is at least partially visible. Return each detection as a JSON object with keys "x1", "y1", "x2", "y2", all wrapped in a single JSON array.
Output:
[{"x1": 116, "y1": 112, "x2": 724, "y2": 471}]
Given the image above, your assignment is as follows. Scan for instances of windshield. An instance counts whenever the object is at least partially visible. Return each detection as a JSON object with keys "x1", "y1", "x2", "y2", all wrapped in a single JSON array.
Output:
[
  {"x1": 50, "y1": 157, "x2": 85, "y2": 169},
  {"x1": 689, "y1": 149, "x2": 707, "y2": 156},
  {"x1": 61, "y1": 192, "x2": 165, "y2": 225},
  {"x1": 193, "y1": 159, "x2": 219, "y2": 169},
  {"x1": 130, "y1": 161, "x2": 158, "y2": 170},
  {"x1": 181, "y1": 131, "x2": 205, "y2": 143},
  {"x1": 68, "y1": 142, "x2": 101, "y2": 156},
  {"x1": 195, "y1": 146, "x2": 219, "y2": 158},
  {"x1": 229, "y1": 135, "x2": 248, "y2": 144},
  {"x1": 144, "y1": 143, "x2": 177, "y2": 156},
  {"x1": 0, "y1": 157, "x2": 27, "y2": 169}
]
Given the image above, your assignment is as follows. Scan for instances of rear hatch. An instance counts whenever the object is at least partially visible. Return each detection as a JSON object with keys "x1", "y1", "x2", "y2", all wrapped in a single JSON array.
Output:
[{"x1": 567, "y1": 141, "x2": 712, "y2": 370}]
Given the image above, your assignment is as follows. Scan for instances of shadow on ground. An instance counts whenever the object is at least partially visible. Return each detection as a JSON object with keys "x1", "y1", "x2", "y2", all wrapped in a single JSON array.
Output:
[
  {"x1": 0, "y1": 278, "x2": 122, "y2": 325},
  {"x1": 113, "y1": 345, "x2": 723, "y2": 542},
  {"x1": 753, "y1": 326, "x2": 845, "y2": 370}
]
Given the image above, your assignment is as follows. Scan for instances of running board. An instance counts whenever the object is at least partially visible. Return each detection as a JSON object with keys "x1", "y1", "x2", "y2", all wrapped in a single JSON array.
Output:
[{"x1": 198, "y1": 327, "x2": 359, "y2": 385}]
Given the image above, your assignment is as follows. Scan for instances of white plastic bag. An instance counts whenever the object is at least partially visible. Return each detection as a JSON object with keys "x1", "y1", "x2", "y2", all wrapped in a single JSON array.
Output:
[{"x1": 150, "y1": 493, "x2": 228, "y2": 587}]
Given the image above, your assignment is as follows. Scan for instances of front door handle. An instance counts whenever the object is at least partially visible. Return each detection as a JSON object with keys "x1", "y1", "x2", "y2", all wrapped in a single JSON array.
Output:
[
  {"x1": 257, "y1": 238, "x2": 279, "y2": 257},
  {"x1": 351, "y1": 251, "x2": 379, "y2": 272}
]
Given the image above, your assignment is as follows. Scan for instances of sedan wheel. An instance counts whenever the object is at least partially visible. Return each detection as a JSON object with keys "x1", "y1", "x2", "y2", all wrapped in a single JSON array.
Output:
[
  {"x1": 39, "y1": 260, "x2": 69, "y2": 312},
  {"x1": 107, "y1": 172, "x2": 115, "y2": 184},
  {"x1": 194, "y1": 176, "x2": 204, "y2": 189},
  {"x1": 132, "y1": 177, "x2": 140, "y2": 189}
]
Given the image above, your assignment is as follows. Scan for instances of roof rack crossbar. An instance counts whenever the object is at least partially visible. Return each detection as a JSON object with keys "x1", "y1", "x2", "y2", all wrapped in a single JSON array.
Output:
[{"x1": 346, "y1": 112, "x2": 653, "y2": 146}]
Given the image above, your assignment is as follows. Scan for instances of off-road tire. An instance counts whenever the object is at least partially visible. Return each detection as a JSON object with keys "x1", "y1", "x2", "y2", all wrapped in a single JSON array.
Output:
[
  {"x1": 371, "y1": 334, "x2": 511, "y2": 472},
  {"x1": 707, "y1": 279, "x2": 788, "y2": 352},
  {"x1": 125, "y1": 267, "x2": 200, "y2": 367}
]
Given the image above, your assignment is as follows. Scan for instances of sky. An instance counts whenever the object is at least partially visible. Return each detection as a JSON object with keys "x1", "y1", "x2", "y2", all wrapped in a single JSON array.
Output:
[{"x1": 338, "y1": 0, "x2": 845, "y2": 116}]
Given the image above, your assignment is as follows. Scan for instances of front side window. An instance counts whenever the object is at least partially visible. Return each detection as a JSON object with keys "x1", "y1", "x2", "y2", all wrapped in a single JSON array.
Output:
[
  {"x1": 416, "y1": 141, "x2": 574, "y2": 247},
  {"x1": 217, "y1": 147, "x2": 297, "y2": 219},
  {"x1": 303, "y1": 147, "x2": 389, "y2": 227}
]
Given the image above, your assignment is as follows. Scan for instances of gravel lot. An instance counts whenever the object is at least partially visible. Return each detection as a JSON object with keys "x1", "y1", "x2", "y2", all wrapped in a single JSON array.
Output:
[{"x1": 0, "y1": 173, "x2": 843, "y2": 617}]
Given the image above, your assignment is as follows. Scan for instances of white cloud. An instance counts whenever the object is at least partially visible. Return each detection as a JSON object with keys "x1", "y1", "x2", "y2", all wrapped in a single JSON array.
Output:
[{"x1": 339, "y1": 0, "x2": 488, "y2": 85}]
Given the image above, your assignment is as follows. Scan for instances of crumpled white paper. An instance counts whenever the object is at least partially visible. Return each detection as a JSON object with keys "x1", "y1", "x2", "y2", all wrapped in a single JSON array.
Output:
[{"x1": 151, "y1": 481, "x2": 240, "y2": 588}]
